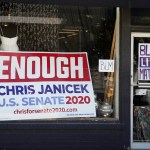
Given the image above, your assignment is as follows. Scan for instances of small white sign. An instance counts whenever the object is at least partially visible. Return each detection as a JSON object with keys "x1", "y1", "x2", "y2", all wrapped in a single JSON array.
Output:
[{"x1": 99, "y1": 59, "x2": 114, "y2": 72}]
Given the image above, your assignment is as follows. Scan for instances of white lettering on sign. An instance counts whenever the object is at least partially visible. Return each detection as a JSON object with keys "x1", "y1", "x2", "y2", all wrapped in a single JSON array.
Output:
[
  {"x1": 99, "y1": 59, "x2": 114, "y2": 72},
  {"x1": 0, "y1": 56, "x2": 84, "y2": 79}
]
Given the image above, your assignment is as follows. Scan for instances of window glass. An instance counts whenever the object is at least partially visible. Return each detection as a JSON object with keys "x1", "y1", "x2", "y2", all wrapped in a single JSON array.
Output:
[{"x1": 0, "y1": 2, "x2": 119, "y2": 120}]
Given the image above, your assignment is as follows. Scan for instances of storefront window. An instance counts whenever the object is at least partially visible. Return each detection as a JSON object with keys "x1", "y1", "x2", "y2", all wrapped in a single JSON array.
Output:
[
  {"x1": 0, "y1": 2, "x2": 119, "y2": 120},
  {"x1": 132, "y1": 36, "x2": 150, "y2": 143},
  {"x1": 131, "y1": 9, "x2": 150, "y2": 144}
]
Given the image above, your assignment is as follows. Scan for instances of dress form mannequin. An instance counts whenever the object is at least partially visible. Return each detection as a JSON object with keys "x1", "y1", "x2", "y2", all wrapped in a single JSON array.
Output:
[{"x1": 0, "y1": 22, "x2": 19, "y2": 51}]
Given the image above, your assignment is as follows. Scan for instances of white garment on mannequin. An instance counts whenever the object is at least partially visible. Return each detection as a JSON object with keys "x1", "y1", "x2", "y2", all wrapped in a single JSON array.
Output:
[
  {"x1": 0, "y1": 24, "x2": 19, "y2": 51},
  {"x1": 0, "y1": 36, "x2": 19, "y2": 51}
]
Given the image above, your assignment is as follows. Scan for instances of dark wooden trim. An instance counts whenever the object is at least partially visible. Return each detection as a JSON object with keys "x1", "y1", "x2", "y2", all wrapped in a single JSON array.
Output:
[
  {"x1": 119, "y1": 8, "x2": 131, "y2": 148},
  {"x1": 2, "y1": 0, "x2": 150, "y2": 8},
  {"x1": 130, "y1": 0, "x2": 150, "y2": 8},
  {"x1": 1, "y1": 0, "x2": 128, "y2": 7},
  {"x1": 131, "y1": 26, "x2": 150, "y2": 32}
]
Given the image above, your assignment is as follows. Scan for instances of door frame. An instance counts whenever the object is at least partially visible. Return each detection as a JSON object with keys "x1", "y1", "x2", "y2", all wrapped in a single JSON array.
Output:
[{"x1": 131, "y1": 32, "x2": 150, "y2": 149}]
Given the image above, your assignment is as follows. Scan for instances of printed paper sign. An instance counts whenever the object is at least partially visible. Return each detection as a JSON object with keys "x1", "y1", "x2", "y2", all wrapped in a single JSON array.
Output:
[
  {"x1": 0, "y1": 52, "x2": 96, "y2": 121},
  {"x1": 99, "y1": 59, "x2": 114, "y2": 72},
  {"x1": 138, "y1": 43, "x2": 150, "y2": 80}
]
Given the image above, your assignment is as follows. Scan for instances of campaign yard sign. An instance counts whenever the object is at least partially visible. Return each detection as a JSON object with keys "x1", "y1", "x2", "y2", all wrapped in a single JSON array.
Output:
[
  {"x1": 0, "y1": 52, "x2": 96, "y2": 120},
  {"x1": 138, "y1": 43, "x2": 150, "y2": 81}
]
